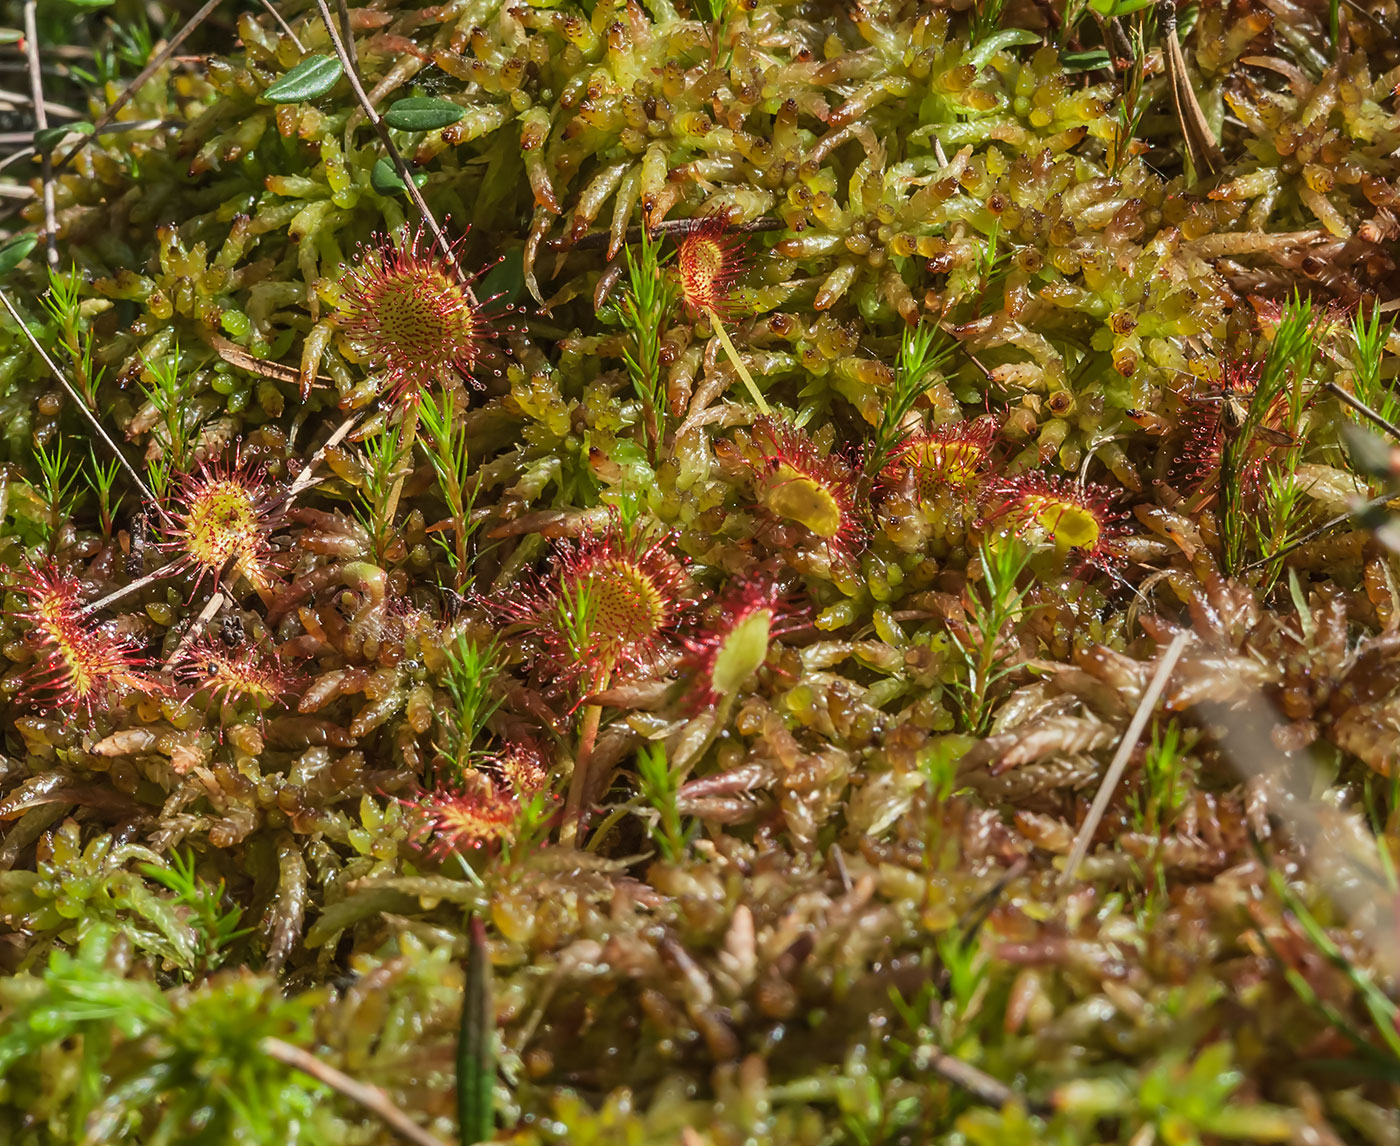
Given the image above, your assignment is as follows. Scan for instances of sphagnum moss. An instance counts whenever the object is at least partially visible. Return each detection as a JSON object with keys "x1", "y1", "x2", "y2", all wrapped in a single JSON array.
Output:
[{"x1": 0, "y1": 0, "x2": 1398, "y2": 1142}]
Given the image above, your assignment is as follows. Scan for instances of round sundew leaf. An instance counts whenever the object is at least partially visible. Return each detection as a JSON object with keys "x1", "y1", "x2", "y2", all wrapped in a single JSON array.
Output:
[
  {"x1": 710, "y1": 608, "x2": 772, "y2": 697},
  {"x1": 1035, "y1": 501, "x2": 1100, "y2": 550},
  {"x1": 0, "y1": 232, "x2": 39, "y2": 276},
  {"x1": 262, "y1": 55, "x2": 343, "y2": 103},
  {"x1": 763, "y1": 471, "x2": 843, "y2": 538},
  {"x1": 383, "y1": 97, "x2": 467, "y2": 132}
]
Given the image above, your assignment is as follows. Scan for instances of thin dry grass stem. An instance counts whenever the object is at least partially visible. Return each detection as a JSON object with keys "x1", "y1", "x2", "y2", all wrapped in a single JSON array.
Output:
[
  {"x1": 161, "y1": 584, "x2": 235, "y2": 673},
  {"x1": 286, "y1": 412, "x2": 360, "y2": 502},
  {"x1": 333, "y1": 0, "x2": 360, "y2": 72},
  {"x1": 707, "y1": 309, "x2": 770, "y2": 414},
  {"x1": 1058, "y1": 629, "x2": 1190, "y2": 890},
  {"x1": 922, "y1": 1047, "x2": 1048, "y2": 1113},
  {"x1": 1237, "y1": 492, "x2": 1391, "y2": 573},
  {"x1": 53, "y1": 0, "x2": 222, "y2": 173},
  {"x1": 81, "y1": 561, "x2": 184, "y2": 616},
  {"x1": 1160, "y1": 0, "x2": 1223, "y2": 179},
  {"x1": 379, "y1": 402, "x2": 419, "y2": 529},
  {"x1": 21, "y1": 2, "x2": 54, "y2": 267},
  {"x1": 0, "y1": 285, "x2": 158, "y2": 510},
  {"x1": 259, "y1": 1037, "x2": 450, "y2": 1146},
  {"x1": 1325, "y1": 380, "x2": 1400, "y2": 441},
  {"x1": 562, "y1": 216, "x2": 784, "y2": 252},
  {"x1": 560, "y1": 701, "x2": 603, "y2": 848},
  {"x1": 259, "y1": 0, "x2": 305, "y2": 52},
  {"x1": 312, "y1": 0, "x2": 462, "y2": 282}
]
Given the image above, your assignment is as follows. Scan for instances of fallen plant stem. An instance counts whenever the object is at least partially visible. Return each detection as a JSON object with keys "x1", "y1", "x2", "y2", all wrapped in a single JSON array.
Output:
[
  {"x1": 1059, "y1": 629, "x2": 1190, "y2": 889},
  {"x1": 0, "y1": 285, "x2": 159, "y2": 511},
  {"x1": 1238, "y1": 492, "x2": 1392, "y2": 573},
  {"x1": 1160, "y1": 0, "x2": 1223, "y2": 179},
  {"x1": 259, "y1": 0, "x2": 306, "y2": 51},
  {"x1": 259, "y1": 1037, "x2": 450, "y2": 1146},
  {"x1": 1325, "y1": 380, "x2": 1400, "y2": 442},
  {"x1": 561, "y1": 701, "x2": 604, "y2": 847},
  {"x1": 921, "y1": 1047, "x2": 1048, "y2": 1113},
  {"x1": 707, "y1": 310, "x2": 770, "y2": 415},
  {"x1": 21, "y1": 2, "x2": 55, "y2": 267}
]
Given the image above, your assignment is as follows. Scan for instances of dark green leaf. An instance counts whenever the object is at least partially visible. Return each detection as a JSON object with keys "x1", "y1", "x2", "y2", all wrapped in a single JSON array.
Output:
[
  {"x1": 262, "y1": 55, "x2": 343, "y2": 103},
  {"x1": 370, "y1": 155, "x2": 428, "y2": 196},
  {"x1": 1087, "y1": 0, "x2": 1154, "y2": 14},
  {"x1": 0, "y1": 233, "x2": 38, "y2": 276},
  {"x1": 383, "y1": 97, "x2": 467, "y2": 132},
  {"x1": 476, "y1": 247, "x2": 525, "y2": 306},
  {"x1": 1060, "y1": 49, "x2": 1111, "y2": 72},
  {"x1": 457, "y1": 916, "x2": 494, "y2": 1146},
  {"x1": 34, "y1": 122, "x2": 91, "y2": 153}
]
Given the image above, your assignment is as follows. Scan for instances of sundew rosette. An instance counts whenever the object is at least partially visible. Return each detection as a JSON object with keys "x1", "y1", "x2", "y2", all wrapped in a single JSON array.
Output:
[
  {"x1": 746, "y1": 417, "x2": 866, "y2": 568},
  {"x1": 165, "y1": 451, "x2": 285, "y2": 598},
  {"x1": 336, "y1": 225, "x2": 499, "y2": 408},
  {"x1": 488, "y1": 519, "x2": 691, "y2": 694},
  {"x1": 12, "y1": 562, "x2": 159, "y2": 720},
  {"x1": 978, "y1": 472, "x2": 1126, "y2": 573}
]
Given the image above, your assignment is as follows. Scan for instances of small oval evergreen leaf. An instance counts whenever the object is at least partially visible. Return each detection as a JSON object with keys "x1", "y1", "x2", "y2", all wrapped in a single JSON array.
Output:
[
  {"x1": 262, "y1": 55, "x2": 342, "y2": 103},
  {"x1": 383, "y1": 97, "x2": 466, "y2": 131},
  {"x1": 34, "y1": 122, "x2": 91, "y2": 153},
  {"x1": 370, "y1": 156, "x2": 428, "y2": 196},
  {"x1": 0, "y1": 233, "x2": 38, "y2": 275}
]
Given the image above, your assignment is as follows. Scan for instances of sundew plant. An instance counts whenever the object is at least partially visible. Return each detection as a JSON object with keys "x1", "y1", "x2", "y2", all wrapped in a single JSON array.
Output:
[{"x1": 0, "y1": 0, "x2": 1397, "y2": 1142}]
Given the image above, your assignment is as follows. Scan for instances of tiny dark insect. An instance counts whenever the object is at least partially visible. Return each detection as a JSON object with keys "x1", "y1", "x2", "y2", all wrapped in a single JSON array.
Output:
[
  {"x1": 1192, "y1": 385, "x2": 1297, "y2": 446},
  {"x1": 221, "y1": 612, "x2": 245, "y2": 647}
]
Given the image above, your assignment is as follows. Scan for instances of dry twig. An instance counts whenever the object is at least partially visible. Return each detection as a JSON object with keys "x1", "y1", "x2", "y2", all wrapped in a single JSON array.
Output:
[
  {"x1": 260, "y1": 1037, "x2": 451, "y2": 1146},
  {"x1": 259, "y1": 0, "x2": 306, "y2": 52},
  {"x1": 21, "y1": 1, "x2": 55, "y2": 266},
  {"x1": 1058, "y1": 629, "x2": 1190, "y2": 889}
]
